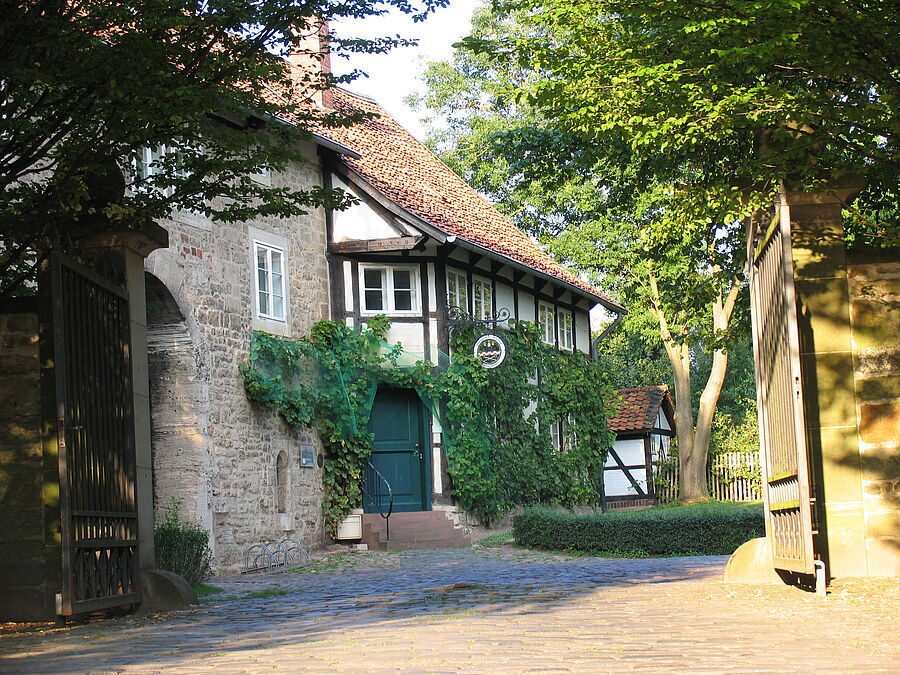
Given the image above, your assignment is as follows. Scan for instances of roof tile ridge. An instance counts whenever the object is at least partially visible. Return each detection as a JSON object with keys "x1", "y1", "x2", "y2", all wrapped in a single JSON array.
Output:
[{"x1": 331, "y1": 88, "x2": 614, "y2": 304}]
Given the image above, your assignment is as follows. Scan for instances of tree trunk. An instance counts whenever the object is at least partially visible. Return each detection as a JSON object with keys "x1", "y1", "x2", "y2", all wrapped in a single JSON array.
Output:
[
  {"x1": 667, "y1": 344, "x2": 705, "y2": 501},
  {"x1": 648, "y1": 270, "x2": 742, "y2": 503}
]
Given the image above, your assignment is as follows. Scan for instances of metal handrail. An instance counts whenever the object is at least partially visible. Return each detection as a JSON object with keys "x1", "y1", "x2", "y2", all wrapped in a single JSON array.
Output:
[{"x1": 365, "y1": 460, "x2": 394, "y2": 541}]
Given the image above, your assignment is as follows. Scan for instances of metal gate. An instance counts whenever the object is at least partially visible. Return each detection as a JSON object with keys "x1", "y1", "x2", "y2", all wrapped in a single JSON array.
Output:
[
  {"x1": 748, "y1": 196, "x2": 816, "y2": 575},
  {"x1": 47, "y1": 252, "x2": 140, "y2": 615}
]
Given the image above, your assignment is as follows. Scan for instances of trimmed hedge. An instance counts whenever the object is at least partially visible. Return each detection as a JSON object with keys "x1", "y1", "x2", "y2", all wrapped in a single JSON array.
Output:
[
  {"x1": 154, "y1": 499, "x2": 212, "y2": 586},
  {"x1": 513, "y1": 503, "x2": 765, "y2": 557}
]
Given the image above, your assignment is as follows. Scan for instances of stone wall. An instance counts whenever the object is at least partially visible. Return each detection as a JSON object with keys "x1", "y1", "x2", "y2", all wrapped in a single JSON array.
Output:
[
  {"x1": 848, "y1": 251, "x2": 900, "y2": 576},
  {"x1": 0, "y1": 303, "x2": 58, "y2": 619},
  {"x1": 145, "y1": 145, "x2": 330, "y2": 572}
]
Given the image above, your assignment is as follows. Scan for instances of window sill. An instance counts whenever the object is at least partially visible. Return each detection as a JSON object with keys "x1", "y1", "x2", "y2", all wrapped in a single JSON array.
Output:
[{"x1": 252, "y1": 314, "x2": 291, "y2": 337}]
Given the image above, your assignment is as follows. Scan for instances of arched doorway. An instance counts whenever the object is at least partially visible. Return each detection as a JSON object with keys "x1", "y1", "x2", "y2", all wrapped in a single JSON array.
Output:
[{"x1": 145, "y1": 272, "x2": 213, "y2": 537}]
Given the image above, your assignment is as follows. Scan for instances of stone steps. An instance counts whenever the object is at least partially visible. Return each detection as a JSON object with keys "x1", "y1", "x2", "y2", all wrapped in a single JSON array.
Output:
[{"x1": 360, "y1": 511, "x2": 471, "y2": 551}]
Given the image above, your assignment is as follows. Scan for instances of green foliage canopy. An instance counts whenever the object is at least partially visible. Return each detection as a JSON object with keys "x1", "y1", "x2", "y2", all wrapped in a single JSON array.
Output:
[
  {"x1": 0, "y1": 0, "x2": 448, "y2": 296},
  {"x1": 465, "y1": 0, "x2": 900, "y2": 242}
]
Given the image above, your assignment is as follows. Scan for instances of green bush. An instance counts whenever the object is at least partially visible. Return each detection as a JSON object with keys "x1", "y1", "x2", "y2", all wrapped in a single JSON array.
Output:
[
  {"x1": 154, "y1": 498, "x2": 212, "y2": 586},
  {"x1": 513, "y1": 502, "x2": 765, "y2": 557}
]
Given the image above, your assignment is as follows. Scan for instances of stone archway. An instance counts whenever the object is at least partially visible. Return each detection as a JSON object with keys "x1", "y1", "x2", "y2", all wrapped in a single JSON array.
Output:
[{"x1": 145, "y1": 272, "x2": 214, "y2": 543}]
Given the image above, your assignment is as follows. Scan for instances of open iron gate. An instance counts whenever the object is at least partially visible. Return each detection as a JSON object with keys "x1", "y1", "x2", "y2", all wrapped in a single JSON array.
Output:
[
  {"x1": 47, "y1": 252, "x2": 140, "y2": 615},
  {"x1": 748, "y1": 198, "x2": 816, "y2": 575}
]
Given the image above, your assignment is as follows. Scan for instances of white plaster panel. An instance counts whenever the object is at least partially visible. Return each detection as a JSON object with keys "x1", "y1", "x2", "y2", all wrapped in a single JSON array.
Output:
[
  {"x1": 331, "y1": 175, "x2": 400, "y2": 241},
  {"x1": 518, "y1": 289, "x2": 536, "y2": 322},
  {"x1": 496, "y1": 282, "x2": 515, "y2": 327},
  {"x1": 343, "y1": 260, "x2": 354, "y2": 312},
  {"x1": 428, "y1": 318, "x2": 441, "y2": 362},
  {"x1": 432, "y1": 446, "x2": 443, "y2": 494},
  {"x1": 604, "y1": 468, "x2": 648, "y2": 496},
  {"x1": 427, "y1": 262, "x2": 437, "y2": 314},
  {"x1": 385, "y1": 322, "x2": 426, "y2": 356},
  {"x1": 655, "y1": 410, "x2": 671, "y2": 431},
  {"x1": 606, "y1": 438, "x2": 646, "y2": 467},
  {"x1": 575, "y1": 310, "x2": 591, "y2": 354}
]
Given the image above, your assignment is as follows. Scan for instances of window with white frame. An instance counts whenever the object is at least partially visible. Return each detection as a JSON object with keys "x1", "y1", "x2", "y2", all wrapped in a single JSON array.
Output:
[
  {"x1": 472, "y1": 277, "x2": 492, "y2": 320},
  {"x1": 538, "y1": 302, "x2": 555, "y2": 344},
  {"x1": 558, "y1": 309, "x2": 574, "y2": 350},
  {"x1": 361, "y1": 265, "x2": 419, "y2": 314},
  {"x1": 562, "y1": 414, "x2": 576, "y2": 452},
  {"x1": 254, "y1": 241, "x2": 286, "y2": 321},
  {"x1": 550, "y1": 422, "x2": 561, "y2": 453},
  {"x1": 551, "y1": 414, "x2": 576, "y2": 454},
  {"x1": 447, "y1": 269, "x2": 468, "y2": 312},
  {"x1": 134, "y1": 145, "x2": 187, "y2": 194}
]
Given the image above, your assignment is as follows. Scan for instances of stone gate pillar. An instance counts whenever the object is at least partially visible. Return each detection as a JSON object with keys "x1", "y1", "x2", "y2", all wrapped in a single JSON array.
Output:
[{"x1": 784, "y1": 181, "x2": 900, "y2": 577}]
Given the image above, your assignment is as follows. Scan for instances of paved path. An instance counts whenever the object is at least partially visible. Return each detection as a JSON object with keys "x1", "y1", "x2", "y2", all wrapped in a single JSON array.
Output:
[{"x1": 1, "y1": 547, "x2": 898, "y2": 673}]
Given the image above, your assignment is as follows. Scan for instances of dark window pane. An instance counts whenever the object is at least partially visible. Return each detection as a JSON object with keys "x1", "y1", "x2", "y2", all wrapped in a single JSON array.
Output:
[
  {"x1": 364, "y1": 268, "x2": 383, "y2": 289},
  {"x1": 365, "y1": 290, "x2": 384, "y2": 310},
  {"x1": 393, "y1": 269, "x2": 411, "y2": 289},
  {"x1": 394, "y1": 290, "x2": 412, "y2": 311}
]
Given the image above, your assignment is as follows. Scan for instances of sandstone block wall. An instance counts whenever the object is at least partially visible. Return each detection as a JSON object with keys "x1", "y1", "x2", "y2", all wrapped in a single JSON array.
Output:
[
  {"x1": 848, "y1": 253, "x2": 900, "y2": 575},
  {"x1": 145, "y1": 146, "x2": 330, "y2": 572},
  {"x1": 0, "y1": 305, "x2": 58, "y2": 619}
]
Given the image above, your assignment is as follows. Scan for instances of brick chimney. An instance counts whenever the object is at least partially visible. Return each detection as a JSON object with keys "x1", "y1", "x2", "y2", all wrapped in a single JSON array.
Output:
[{"x1": 288, "y1": 17, "x2": 332, "y2": 109}]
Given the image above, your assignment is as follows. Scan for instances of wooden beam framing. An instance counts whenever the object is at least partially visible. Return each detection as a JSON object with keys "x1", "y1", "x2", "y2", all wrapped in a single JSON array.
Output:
[{"x1": 329, "y1": 236, "x2": 425, "y2": 254}]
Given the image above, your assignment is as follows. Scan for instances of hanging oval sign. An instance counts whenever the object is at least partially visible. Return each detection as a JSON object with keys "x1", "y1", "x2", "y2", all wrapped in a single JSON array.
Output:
[{"x1": 473, "y1": 334, "x2": 507, "y2": 369}]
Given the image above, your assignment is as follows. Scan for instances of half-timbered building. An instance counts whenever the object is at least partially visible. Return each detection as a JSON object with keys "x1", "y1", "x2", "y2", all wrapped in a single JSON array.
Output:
[
  {"x1": 603, "y1": 385, "x2": 675, "y2": 507},
  {"x1": 319, "y1": 88, "x2": 624, "y2": 521}
]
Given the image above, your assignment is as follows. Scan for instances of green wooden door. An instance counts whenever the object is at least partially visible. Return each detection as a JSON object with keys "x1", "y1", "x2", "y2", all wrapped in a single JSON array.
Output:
[{"x1": 364, "y1": 388, "x2": 428, "y2": 513}]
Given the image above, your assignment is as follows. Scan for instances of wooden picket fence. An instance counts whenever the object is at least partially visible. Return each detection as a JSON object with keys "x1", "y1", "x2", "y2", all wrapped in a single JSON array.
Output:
[{"x1": 654, "y1": 451, "x2": 762, "y2": 503}]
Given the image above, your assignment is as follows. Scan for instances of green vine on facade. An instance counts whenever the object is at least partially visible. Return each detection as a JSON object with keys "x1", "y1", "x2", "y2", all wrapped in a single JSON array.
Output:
[{"x1": 240, "y1": 317, "x2": 616, "y2": 530}]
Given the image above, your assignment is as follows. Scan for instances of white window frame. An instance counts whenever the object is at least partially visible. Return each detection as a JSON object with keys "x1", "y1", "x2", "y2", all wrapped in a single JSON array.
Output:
[
  {"x1": 447, "y1": 269, "x2": 468, "y2": 312},
  {"x1": 359, "y1": 264, "x2": 420, "y2": 315},
  {"x1": 254, "y1": 240, "x2": 287, "y2": 322},
  {"x1": 472, "y1": 276, "x2": 493, "y2": 321},
  {"x1": 550, "y1": 422, "x2": 561, "y2": 453},
  {"x1": 563, "y1": 414, "x2": 576, "y2": 452},
  {"x1": 558, "y1": 309, "x2": 574, "y2": 351},
  {"x1": 538, "y1": 302, "x2": 555, "y2": 345},
  {"x1": 134, "y1": 145, "x2": 188, "y2": 196}
]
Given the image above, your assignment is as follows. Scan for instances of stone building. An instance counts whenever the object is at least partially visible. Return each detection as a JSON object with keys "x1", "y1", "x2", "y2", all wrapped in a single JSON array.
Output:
[
  {"x1": 145, "y1": 131, "x2": 355, "y2": 571},
  {"x1": 146, "y1": 83, "x2": 623, "y2": 571}
]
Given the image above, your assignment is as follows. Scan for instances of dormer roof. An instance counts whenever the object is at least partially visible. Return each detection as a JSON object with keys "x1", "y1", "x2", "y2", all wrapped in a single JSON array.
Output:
[{"x1": 607, "y1": 385, "x2": 675, "y2": 433}]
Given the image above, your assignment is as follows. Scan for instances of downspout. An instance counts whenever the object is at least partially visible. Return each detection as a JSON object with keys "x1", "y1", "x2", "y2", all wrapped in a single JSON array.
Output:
[{"x1": 592, "y1": 310, "x2": 624, "y2": 362}]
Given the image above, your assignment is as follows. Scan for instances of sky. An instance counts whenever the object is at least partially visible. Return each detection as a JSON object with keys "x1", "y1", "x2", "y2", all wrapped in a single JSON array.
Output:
[{"x1": 331, "y1": 1, "x2": 481, "y2": 140}]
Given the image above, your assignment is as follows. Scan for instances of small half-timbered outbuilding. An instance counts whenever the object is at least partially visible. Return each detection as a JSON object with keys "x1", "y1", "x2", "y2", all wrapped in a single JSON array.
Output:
[{"x1": 603, "y1": 385, "x2": 675, "y2": 507}]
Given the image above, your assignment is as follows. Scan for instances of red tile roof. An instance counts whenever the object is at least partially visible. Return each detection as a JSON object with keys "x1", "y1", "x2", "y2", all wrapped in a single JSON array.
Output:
[
  {"x1": 607, "y1": 386, "x2": 674, "y2": 433},
  {"x1": 315, "y1": 88, "x2": 620, "y2": 309}
]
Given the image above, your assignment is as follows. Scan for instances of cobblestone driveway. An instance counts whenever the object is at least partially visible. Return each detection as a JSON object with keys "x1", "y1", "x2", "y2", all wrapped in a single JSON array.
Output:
[{"x1": 2, "y1": 547, "x2": 897, "y2": 674}]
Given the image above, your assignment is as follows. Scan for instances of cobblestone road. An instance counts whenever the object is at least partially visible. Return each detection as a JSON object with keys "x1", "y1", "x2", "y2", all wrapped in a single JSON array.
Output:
[{"x1": 2, "y1": 547, "x2": 898, "y2": 674}]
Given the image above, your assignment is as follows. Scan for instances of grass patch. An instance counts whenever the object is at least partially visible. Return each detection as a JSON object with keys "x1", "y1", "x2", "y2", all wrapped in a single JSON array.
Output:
[
  {"x1": 194, "y1": 583, "x2": 225, "y2": 598},
  {"x1": 291, "y1": 552, "x2": 357, "y2": 574},
  {"x1": 475, "y1": 531, "x2": 515, "y2": 547},
  {"x1": 514, "y1": 501, "x2": 764, "y2": 557},
  {"x1": 241, "y1": 586, "x2": 288, "y2": 599}
]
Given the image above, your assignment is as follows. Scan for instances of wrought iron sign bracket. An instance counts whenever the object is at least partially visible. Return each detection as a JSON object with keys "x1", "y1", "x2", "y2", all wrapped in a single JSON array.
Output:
[{"x1": 446, "y1": 305, "x2": 510, "y2": 334}]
